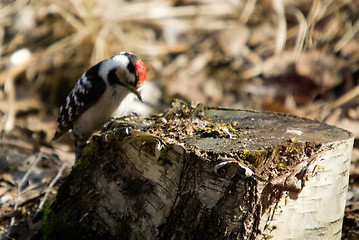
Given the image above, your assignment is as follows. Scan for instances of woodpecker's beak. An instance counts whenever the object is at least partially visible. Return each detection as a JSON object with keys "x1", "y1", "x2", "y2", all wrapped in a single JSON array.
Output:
[
  {"x1": 128, "y1": 85, "x2": 143, "y2": 103},
  {"x1": 136, "y1": 91, "x2": 143, "y2": 103},
  {"x1": 131, "y1": 87, "x2": 143, "y2": 103}
]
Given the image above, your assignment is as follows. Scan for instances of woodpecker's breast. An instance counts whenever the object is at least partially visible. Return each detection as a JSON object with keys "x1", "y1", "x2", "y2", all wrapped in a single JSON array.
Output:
[{"x1": 72, "y1": 85, "x2": 132, "y2": 140}]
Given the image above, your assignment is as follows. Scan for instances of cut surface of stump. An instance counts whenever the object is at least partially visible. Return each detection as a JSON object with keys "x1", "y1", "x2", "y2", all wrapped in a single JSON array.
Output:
[{"x1": 43, "y1": 101, "x2": 353, "y2": 240}]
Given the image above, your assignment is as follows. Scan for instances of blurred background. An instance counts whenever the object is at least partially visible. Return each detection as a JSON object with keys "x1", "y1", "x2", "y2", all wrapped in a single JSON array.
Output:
[{"x1": 0, "y1": 0, "x2": 358, "y2": 239}]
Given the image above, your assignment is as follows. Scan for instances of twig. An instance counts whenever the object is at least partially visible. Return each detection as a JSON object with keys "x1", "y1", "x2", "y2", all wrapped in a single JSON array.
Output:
[
  {"x1": 239, "y1": 0, "x2": 257, "y2": 24},
  {"x1": 36, "y1": 161, "x2": 67, "y2": 213},
  {"x1": 287, "y1": 6, "x2": 308, "y2": 61},
  {"x1": 273, "y1": 0, "x2": 286, "y2": 56},
  {"x1": 7, "y1": 151, "x2": 43, "y2": 235},
  {"x1": 3, "y1": 59, "x2": 31, "y2": 132},
  {"x1": 334, "y1": 19, "x2": 359, "y2": 53},
  {"x1": 330, "y1": 85, "x2": 359, "y2": 109},
  {"x1": 0, "y1": 138, "x2": 36, "y2": 152}
]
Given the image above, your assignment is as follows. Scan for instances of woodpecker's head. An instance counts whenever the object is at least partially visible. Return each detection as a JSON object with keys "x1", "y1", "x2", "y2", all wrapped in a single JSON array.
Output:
[{"x1": 101, "y1": 52, "x2": 147, "y2": 102}]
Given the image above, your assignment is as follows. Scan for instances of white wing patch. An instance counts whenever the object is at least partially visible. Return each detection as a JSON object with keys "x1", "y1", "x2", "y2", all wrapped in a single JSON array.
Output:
[
  {"x1": 81, "y1": 74, "x2": 92, "y2": 88},
  {"x1": 76, "y1": 81, "x2": 86, "y2": 94}
]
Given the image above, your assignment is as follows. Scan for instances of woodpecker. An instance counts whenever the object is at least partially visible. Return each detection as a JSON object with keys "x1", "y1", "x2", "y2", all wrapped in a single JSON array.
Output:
[{"x1": 52, "y1": 52, "x2": 147, "y2": 162}]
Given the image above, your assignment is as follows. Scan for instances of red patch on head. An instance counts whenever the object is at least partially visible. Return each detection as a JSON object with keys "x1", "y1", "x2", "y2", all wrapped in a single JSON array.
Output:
[{"x1": 135, "y1": 59, "x2": 146, "y2": 86}]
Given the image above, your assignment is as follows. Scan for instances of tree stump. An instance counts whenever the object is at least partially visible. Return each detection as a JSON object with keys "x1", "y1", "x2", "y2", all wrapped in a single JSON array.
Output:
[{"x1": 43, "y1": 101, "x2": 354, "y2": 240}]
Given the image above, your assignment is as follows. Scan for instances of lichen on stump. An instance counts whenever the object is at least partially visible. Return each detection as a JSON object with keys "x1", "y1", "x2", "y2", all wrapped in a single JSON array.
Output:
[{"x1": 43, "y1": 100, "x2": 354, "y2": 240}]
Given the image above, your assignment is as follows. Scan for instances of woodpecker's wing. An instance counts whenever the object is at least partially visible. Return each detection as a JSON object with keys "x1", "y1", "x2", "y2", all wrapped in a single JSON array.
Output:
[{"x1": 52, "y1": 63, "x2": 107, "y2": 141}]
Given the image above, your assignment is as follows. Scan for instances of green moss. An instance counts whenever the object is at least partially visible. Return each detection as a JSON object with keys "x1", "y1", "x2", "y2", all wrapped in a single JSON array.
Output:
[
  {"x1": 76, "y1": 140, "x2": 98, "y2": 166},
  {"x1": 239, "y1": 149, "x2": 267, "y2": 166},
  {"x1": 195, "y1": 123, "x2": 235, "y2": 138},
  {"x1": 63, "y1": 140, "x2": 100, "y2": 190},
  {"x1": 240, "y1": 150, "x2": 251, "y2": 159},
  {"x1": 276, "y1": 163, "x2": 287, "y2": 170},
  {"x1": 42, "y1": 199, "x2": 80, "y2": 240},
  {"x1": 290, "y1": 148, "x2": 298, "y2": 153}
]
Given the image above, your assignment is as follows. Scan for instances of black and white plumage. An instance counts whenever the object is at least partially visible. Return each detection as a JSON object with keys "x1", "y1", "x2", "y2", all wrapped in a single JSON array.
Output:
[{"x1": 52, "y1": 52, "x2": 146, "y2": 161}]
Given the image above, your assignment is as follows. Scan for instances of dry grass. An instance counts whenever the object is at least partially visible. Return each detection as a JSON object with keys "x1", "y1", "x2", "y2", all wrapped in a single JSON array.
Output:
[{"x1": 0, "y1": 0, "x2": 357, "y2": 108}]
